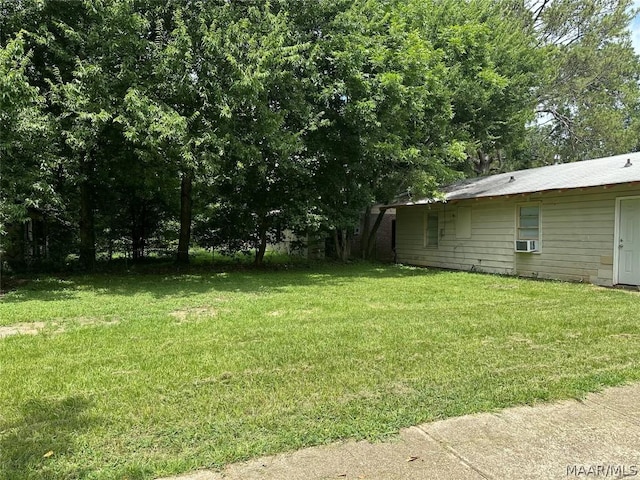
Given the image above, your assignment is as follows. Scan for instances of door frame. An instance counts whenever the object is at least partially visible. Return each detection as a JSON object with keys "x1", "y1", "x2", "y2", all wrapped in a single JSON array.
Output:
[{"x1": 613, "y1": 195, "x2": 640, "y2": 285}]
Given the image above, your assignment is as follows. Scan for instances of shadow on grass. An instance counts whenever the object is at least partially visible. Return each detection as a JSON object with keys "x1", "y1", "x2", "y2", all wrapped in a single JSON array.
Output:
[
  {"x1": 0, "y1": 396, "x2": 94, "y2": 480},
  {"x1": 1, "y1": 262, "x2": 442, "y2": 303}
]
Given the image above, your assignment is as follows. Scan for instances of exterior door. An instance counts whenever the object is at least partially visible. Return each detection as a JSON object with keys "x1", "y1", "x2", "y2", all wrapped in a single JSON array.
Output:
[{"x1": 617, "y1": 198, "x2": 640, "y2": 285}]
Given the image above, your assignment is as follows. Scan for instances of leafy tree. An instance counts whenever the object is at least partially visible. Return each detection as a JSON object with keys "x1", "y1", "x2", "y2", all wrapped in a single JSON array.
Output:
[
  {"x1": 120, "y1": 3, "x2": 247, "y2": 264},
  {"x1": 299, "y1": 0, "x2": 543, "y2": 259},
  {"x1": 123, "y1": 2, "x2": 315, "y2": 265},
  {"x1": 525, "y1": 0, "x2": 640, "y2": 164},
  {"x1": 197, "y1": 4, "x2": 314, "y2": 265},
  {"x1": 2, "y1": 0, "x2": 152, "y2": 269},
  {"x1": 0, "y1": 33, "x2": 54, "y2": 268},
  {"x1": 302, "y1": 0, "x2": 466, "y2": 260},
  {"x1": 430, "y1": 0, "x2": 543, "y2": 175}
]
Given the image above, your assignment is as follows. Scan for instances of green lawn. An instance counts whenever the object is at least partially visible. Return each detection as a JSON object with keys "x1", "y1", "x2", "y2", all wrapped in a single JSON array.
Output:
[{"x1": 1, "y1": 263, "x2": 639, "y2": 479}]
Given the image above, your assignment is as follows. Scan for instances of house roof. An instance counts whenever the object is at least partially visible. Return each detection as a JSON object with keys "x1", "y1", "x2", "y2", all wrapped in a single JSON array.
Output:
[{"x1": 392, "y1": 152, "x2": 640, "y2": 206}]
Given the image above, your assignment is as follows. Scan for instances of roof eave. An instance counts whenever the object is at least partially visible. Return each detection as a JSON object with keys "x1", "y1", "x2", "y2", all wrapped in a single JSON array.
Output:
[{"x1": 391, "y1": 180, "x2": 640, "y2": 207}]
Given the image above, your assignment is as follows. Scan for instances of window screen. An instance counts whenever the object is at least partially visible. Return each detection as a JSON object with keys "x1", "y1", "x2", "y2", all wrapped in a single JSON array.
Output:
[
  {"x1": 426, "y1": 213, "x2": 439, "y2": 247},
  {"x1": 518, "y1": 205, "x2": 539, "y2": 240}
]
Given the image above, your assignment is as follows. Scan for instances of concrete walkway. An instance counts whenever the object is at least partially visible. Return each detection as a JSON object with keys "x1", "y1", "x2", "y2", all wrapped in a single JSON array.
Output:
[{"x1": 162, "y1": 383, "x2": 640, "y2": 480}]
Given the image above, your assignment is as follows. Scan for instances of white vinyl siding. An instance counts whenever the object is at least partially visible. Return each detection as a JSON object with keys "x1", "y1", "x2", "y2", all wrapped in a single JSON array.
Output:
[
  {"x1": 456, "y1": 207, "x2": 472, "y2": 239},
  {"x1": 398, "y1": 200, "x2": 515, "y2": 274},
  {"x1": 395, "y1": 184, "x2": 640, "y2": 286}
]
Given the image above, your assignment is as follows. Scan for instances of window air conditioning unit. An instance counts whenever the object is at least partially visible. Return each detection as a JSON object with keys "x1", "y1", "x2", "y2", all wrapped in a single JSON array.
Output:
[{"x1": 515, "y1": 240, "x2": 537, "y2": 252}]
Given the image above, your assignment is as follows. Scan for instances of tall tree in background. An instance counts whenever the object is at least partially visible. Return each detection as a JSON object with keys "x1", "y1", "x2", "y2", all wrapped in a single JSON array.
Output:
[
  {"x1": 525, "y1": 0, "x2": 640, "y2": 165},
  {"x1": 2, "y1": 1, "x2": 151, "y2": 270},
  {"x1": 302, "y1": 0, "x2": 544, "y2": 259},
  {"x1": 0, "y1": 34, "x2": 54, "y2": 265},
  {"x1": 119, "y1": 3, "x2": 218, "y2": 265},
  {"x1": 191, "y1": 2, "x2": 313, "y2": 265},
  {"x1": 432, "y1": 0, "x2": 543, "y2": 175},
  {"x1": 120, "y1": 2, "x2": 306, "y2": 264},
  {"x1": 304, "y1": 0, "x2": 464, "y2": 260}
]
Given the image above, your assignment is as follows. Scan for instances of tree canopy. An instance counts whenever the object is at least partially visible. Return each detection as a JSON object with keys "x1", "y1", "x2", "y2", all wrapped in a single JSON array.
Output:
[
  {"x1": 1, "y1": 0, "x2": 639, "y2": 268},
  {"x1": 525, "y1": 0, "x2": 640, "y2": 165}
]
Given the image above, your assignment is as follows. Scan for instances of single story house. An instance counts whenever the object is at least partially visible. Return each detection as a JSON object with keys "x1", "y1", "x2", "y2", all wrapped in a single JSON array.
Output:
[{"x1": 391, "y1": 153, "x2": 640, "y2": 286}]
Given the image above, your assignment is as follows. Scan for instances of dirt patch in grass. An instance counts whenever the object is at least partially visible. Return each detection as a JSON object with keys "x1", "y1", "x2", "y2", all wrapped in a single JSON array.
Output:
[
  {"x1": 0, "y1": 317, "x2": 121, "y2": 339},
  {"x1": 609, "y1": 333, "x2": 640, "y2": 340},
  {"x1": 0, "y1": 322, "x2": 46, "y2": 339},
  {"x1": 74, "y1": 317, "x2": 121, "y2": 327},
  {"x1": 169, "y1": 306, "x2": 218, "y2": 323},
  {"x1": 506, "y1": 334, "x2": 549, "y2": 350}
]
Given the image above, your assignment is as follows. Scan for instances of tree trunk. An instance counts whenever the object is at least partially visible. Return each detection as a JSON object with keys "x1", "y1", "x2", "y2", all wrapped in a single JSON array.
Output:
[
  {"x1": 177, "y1": 172, "x2": 193, "y2": 264},
  {"x1": 131, "y1": 200, "x2": 143, "y2": 261},
  {"x1": 359, "y1": 204, "x2": 371, "y2": 259},
  {"x1": 496, "y1": 149, "x2": 503, "y2": 172},
  {"x1": 474, "y1": 148, "x2": 493, "y2": 175},
  {"x1": 255, "y1": 225, "x2": 268, "y2": 266},
  {"x1": 364, "y1": 207, "x2": 387, "y2": 260},
  {"x1": 79, "y1": 161, "x2": 96, "y2": 271},
  {"x1": 333, "y1": 228, "x2": 350, "y2": 261}
]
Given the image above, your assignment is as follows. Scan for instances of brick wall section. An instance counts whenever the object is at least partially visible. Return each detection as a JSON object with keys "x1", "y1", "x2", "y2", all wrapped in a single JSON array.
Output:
[{"x1": 351, "y1": 210, "x2": 396, "y2": 262}]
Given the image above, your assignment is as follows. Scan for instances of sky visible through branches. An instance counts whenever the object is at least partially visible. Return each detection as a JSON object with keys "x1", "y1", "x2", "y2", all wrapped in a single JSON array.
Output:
[{"x1": 631, "y1": 0, "x2": 640, "y2": 50}]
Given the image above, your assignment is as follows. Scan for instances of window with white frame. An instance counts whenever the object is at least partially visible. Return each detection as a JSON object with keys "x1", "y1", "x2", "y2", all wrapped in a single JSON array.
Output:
[{"x1": 517, "y1": 205, "x2": 540, "y2": 240}]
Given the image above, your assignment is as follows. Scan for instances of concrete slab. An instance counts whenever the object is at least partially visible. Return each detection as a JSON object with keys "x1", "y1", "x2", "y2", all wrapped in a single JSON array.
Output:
[
  {"x1": 420, "y1": 384, "x2": 640, "y2": 479},
  {"x1": 584, "y1": 383, "x2": 640, "y2": 421},
  {"x1": 159, "y1": 383, "x2": 640, "y2": 480},
  {"x1": 166, "y1": 426, "x2": 483, "y2": 480}
]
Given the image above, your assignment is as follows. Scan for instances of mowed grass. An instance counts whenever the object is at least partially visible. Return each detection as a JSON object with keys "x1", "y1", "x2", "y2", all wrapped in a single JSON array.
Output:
[{"x1": 1, "y1": 263, "x2": 639, "y2": 479}]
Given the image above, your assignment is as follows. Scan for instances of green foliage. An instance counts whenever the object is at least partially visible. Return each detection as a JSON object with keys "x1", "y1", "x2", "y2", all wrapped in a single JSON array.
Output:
[
  {"x1": 525, "y1": 0, "x2": 640, "y2": 165},
  {"x1": 0, "y1": 33, "x2": 59, "y2": 273},
  {"x1": 192, "y1": 3, "x2": 314, "y2": 263},
  {"x1": 0, "y1": 34, "x2": 53, "y2": 230},
  {"x1": 0, "y1": 0, "x2": 159, "y2": 269},
  {"x1": 415, "y1": 0, "x2": 544, "y2": 175},
  {"x1": 303, "y1": 0, "x2": 464, "y2": 253},
  {"x1": 3, "y1": 0, "x2": 639, "y2": 266}
]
